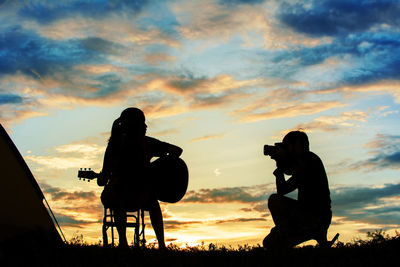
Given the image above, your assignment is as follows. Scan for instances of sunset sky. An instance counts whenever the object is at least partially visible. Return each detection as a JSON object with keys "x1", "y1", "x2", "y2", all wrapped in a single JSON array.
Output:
[{"x1": 1, "y1": 0, "x2": 400, "y2": 246}]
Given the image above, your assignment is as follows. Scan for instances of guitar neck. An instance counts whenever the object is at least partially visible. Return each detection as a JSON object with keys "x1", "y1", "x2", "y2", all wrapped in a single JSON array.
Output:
[{"x1": 77, "y1": 169, "x2": 100, "y2": 181}]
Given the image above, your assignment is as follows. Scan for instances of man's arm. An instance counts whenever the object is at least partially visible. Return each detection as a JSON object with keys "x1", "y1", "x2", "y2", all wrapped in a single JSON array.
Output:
[
  {"x1": 167, "y1": 144, "x2": 183, "y2": 157},
  {"x1": 274, "y1": 168, "x2": 297, "y2": 195}
]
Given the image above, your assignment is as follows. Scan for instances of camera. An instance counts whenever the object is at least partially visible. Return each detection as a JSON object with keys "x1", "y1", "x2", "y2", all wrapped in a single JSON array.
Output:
[{"x1": 263, "y1": 142, "x2": 286, "y2": 156}]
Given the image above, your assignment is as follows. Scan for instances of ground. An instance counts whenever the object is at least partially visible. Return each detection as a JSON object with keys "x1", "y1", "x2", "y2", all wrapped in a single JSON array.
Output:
[{"x1": 1, "y1": 231, "x2": 399, "y2": 266}]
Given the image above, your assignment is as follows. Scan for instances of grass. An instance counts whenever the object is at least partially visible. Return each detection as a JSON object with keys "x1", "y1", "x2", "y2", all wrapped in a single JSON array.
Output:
[{"x1": 1, "y1": 230, "x2": 400, "y2": 266}]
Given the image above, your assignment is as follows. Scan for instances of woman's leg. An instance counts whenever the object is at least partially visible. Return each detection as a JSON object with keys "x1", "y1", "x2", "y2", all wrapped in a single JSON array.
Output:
[
  {"x1": 102, "y1": 185, "x2": 129, "y2": 247},
  {"x1": 114, "y1": 209, "x2": 128, "y2": 247},
  {"x1": 148, "y1": 200, "x2": 166, "y2": 249}
]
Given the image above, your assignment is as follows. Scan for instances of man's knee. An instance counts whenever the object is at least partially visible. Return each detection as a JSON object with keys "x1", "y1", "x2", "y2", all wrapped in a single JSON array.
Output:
[
  {"x1": 263, "y1": 235, "x2": 272, "y2": 249},
  {"x1": 263, "y1": 229, "x2": 276, "y2": 249},
  {"x1": 263, "y1": 227, "x2": 284, "y2": 249}
]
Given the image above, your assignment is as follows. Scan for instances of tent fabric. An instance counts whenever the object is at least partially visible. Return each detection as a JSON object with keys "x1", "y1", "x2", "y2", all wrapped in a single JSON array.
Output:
[{"x1": 0, "y1": 124, "x2": 61, "y2": 244}]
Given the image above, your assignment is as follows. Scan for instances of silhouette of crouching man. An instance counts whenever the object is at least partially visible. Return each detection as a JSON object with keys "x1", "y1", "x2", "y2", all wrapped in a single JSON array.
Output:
[{"x1": 263, "y1": 131, "x2": 332, "y2": 249}]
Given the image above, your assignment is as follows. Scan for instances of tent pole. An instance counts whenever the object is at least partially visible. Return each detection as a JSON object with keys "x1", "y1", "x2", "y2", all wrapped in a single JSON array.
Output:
[{"x1": 44, "y1": 197, "x2": 67, "y2": 243}]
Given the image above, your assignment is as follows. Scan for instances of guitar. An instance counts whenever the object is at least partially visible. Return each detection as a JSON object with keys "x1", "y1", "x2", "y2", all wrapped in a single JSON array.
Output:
[
  {"x1": 77, "y1": 168, "x2": 99, "y2": 182},
  {"x1": 77, "y1": 156, "x2": 189, "y2": 203}
]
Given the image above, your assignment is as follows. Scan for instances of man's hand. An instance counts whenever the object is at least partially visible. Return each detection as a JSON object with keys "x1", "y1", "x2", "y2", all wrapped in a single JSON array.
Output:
[
  {"x1": 273, "y1": 168, "x2": 284, "y2": 179},
  {"x1": 167, "y1": 144, "x2": 183, "y2": 157},
  {"x1": 270, "y1": 143, "x2": 286, "y2": 161},
  {"x1": 273, "y1": 168, "x2": 285, "y2": 195}
]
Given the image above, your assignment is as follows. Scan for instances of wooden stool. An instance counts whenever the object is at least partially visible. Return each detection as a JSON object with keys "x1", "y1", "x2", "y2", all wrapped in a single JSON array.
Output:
[{"x1": 102, "y1": 207, "x2": 145, "y2": 247}]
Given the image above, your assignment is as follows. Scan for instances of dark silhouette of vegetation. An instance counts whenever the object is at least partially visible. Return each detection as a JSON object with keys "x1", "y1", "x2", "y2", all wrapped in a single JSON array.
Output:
[{"x1": 1, "y1": 230, "x2": 400, "y2": 266}]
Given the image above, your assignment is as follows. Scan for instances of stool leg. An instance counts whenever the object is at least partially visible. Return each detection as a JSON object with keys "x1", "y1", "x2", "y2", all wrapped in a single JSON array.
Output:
[
  {"x1": 140, "y1": 209, "x2": 146, "y2": 247},
  {"x1": 102, "y1": 224, "x2": 108, "y2": 247},
  {"x1": 134, "y1": 210, "x2": 140, "y2": 247},
  {"x1": 102, "y1": 208, "x2": 108, "y2": 247},
  {"x1": 110, "y1": 209, "x2": 115, "y2": 247}
]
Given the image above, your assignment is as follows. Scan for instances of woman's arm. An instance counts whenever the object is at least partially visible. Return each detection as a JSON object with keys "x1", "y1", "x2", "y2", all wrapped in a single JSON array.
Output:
[
  {"x1": 148, "y1": 136, "x2": 183, "y2": 158},
  {"x1": 98, "y1": 143, "x2": 112, "y2": 186}
]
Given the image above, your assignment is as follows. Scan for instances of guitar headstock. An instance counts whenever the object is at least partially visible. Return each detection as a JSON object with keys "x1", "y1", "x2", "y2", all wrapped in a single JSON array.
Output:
[{"x1": 77, "y1": 168, "x2": 99, "y2": 182}]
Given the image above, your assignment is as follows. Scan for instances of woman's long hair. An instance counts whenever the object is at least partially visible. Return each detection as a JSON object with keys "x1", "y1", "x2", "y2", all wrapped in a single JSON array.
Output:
[{"x1": 108, "y1": 108, "x2": 145, "y2": 144}]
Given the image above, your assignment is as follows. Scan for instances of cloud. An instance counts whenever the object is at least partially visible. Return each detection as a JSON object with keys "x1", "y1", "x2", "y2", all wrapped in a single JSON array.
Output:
[
  {"x1": 236, "y1": 101, "x2": 345, "y2": 123},
  {"x1": 364, "y1": 134, "x2": 400, "y2": 150},
  {"x1": 278, "y1": 0, "x2": 400, "y2": 37},
  {"x1": 183, "y1": 184, "x2": 272, "y2": 204},
  {"x1": 0, "y1": 23, "x2": 179, "y2": 116},
  {"x1": 151, "y1": 127, "x2": 181, "y2": 137},
  {"x1": 0, "y1": 26, "x2": 114, "y2": 79},
  {"x1": 349, "y1": 134, "x2": 400, "y2": 171},
  {"x1": 0, "y1": 70, "x2": 137, "y2": 127},
  {"x1": 292, "y1": 110, "x2": 368, "y2": 132},
  {"x1": 139, "y1": 97, "x2": 188, "y2": 119},
  {"x1": 178, "y1": 184, "x2": 272, "y2": 217},
  {"x1": 26, "y1": 141, "x2": 105, "y2": 170},
  {"x1": 11, "y1": 0, "x2": 399, "y2": 129},
  {"x1": 190, "y1": 134, "x2": 225, "y2": 143},
  {"x1": 361, "y1": 152, "x2": 400, "y2": 170},
  {"x1": 131, "y1": 74, "x2": 263, "y2": 118},
  {"x1": 54, "y1": 213, "x2": 99, "y2": 228},
  {"x1": 229, "y1": 84, "x2": 348, "y2": 123},
  {"x1": 263, "y1": 3, "x2": 400, "y2": 87},
  {"x1": 40, "y1": 182, "x2": 103, "y2": 229},
  {"x1": 80, "y1": 37, "x2": 124, "y2": 54},
  {"x1": 2, "y1": 0, "x2": 398, "y2": 130},
  {"x1": 144, "y1": 53, "x2": 176, "y2": 65},
  {"x1": 21, "y1": 4, "x2": 181, "y2": 49},
  {"x1": 76, "y1": 64, "x2": 126, "y2": 75},
  {"x1": 18, "y1": 0, "x2": 149, "y2": 24},
  {"x1": 215, "y1": 217, "x2": 266, "y2": 224},
  {"x1": 219, "y1": 0, "x2": 266, "y2": 6},
  {"x1": 172, "y1": 0, "x2": 331, "y2": 49},
  {"x1": 268, "y1": 31, "x2": 400, "y2": 85},
  {"x1": 0, "y1": 26, "x2": 142, "y2": 113},
  {"x1": 331, "y1": 81, "x2": 400, "y2": 103},
  {"x1": 174, "y1": 0, "x2": 258, "y2": 41},
  {"x1": 0, "y1": 94, "x2": 24, "y2": 105},
  {"x1": 189, "y1": 92, "x2": 248, "y2": 110},
  {"x1": 163, "y1": 220, "x2": 202, "y2": 230},
  {"x1": 19, "y1": 0, "x2": 330, "y2": 52},
  {"x1": 27, "y1": 154, "x2": 95, "y2": 170},
  {"x1": 229, "y1": 79, "x2": 399, "y2": 125},
  {"x1": 163, "y1": 216, "x2": 266, "y2": 230},
  {"x1": 331, "y1": 183, "x2": 400, "y2": 226},
  {"x1": 145, "y1": 74, "x2": 261, "y2": 96},
  {"x1": 42, "y1": 183, "x2": 98, "y2": 202},
  {"x1": 0, "y1": 89, "x2": 48, "y2": 128},
  {"x1": 1, "y1": 68, "x2": 263, "y2": 127},
  {"x1": 181, "y1": 181, "x2": 400, "y2": 229}
]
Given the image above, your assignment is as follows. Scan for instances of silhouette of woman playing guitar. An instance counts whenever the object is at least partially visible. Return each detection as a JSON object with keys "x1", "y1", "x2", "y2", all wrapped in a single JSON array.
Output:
[{"x1": 98, "y1": 108, "x2": 183, "y2": 248}]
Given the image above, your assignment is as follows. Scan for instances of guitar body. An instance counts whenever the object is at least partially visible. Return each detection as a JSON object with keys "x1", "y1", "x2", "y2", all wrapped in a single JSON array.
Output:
[{"x1": 150, "y1": 156, "x2": 189, "y2": 203}]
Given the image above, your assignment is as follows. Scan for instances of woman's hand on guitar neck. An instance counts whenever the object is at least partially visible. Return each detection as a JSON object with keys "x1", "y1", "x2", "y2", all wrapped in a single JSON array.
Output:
[{"x1": 97, "y1": 172, "x2": 107, "y2": 186}]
